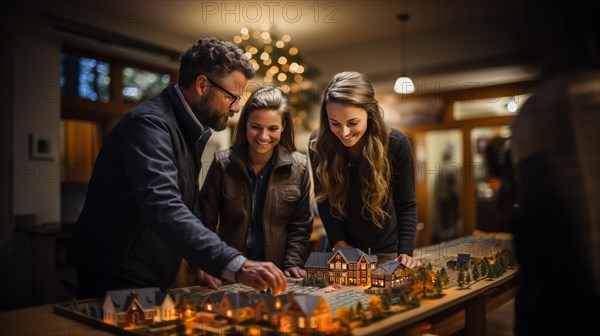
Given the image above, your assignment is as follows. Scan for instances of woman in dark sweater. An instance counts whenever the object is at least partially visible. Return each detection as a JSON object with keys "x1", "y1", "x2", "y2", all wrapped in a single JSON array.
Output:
[{"x1": 309, "y1": 71, "x2": 420, "y2": 268}]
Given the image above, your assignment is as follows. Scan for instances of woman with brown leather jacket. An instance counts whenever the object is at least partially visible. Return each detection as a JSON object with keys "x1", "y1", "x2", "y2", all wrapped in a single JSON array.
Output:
[{"x1": 196, "y1": 86, "x2": 313, "y2": 288}]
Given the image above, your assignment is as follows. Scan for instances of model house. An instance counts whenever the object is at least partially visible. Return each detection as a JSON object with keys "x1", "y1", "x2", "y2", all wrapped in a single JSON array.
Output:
[
  {"x1": 305, "y1": 248, "x2": 378, "y2": 286},
  {"x1": 202, "y1": 291, "x2": 227, "y2": 313},
  {"x1": 217, "y1": 292, "x2": 254, "y2": 322},
  {"x1": 252, "y1": 292, "x2": 289, "y2": 324},
  {"x1": 280, "y1": 293, "x2": 332, "y2": 334},
  {"x1": 102, "y1": 287, "x2": 177, "y2": 328},
  {"x1": 370, "y1": 261, "x2": 412, "y2": 289}
]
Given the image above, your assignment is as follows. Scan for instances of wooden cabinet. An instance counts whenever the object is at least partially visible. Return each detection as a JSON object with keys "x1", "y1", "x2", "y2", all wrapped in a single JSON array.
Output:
[{"x1": 60, "y1": 119, "x2": 100, "y2": 182}]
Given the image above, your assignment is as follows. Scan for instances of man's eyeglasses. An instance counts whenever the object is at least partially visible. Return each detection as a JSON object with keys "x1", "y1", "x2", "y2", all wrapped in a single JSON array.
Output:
[{"x1": 204, "y1": 76, "x2": 241, "y2": 108}]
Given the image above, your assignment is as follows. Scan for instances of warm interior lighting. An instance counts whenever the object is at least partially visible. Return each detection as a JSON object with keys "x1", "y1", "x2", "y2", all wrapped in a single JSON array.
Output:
[
  {"x1": 233, "y1": 26, "x2": 320, "y2": 130},
  {"x1": 233, "y1": 26, "x2": 313, "y2": 85},
  {"x1": 394, "y1": 76, "x2": 415, "y2": 94},
  {"x1": 506, "y1": 98, "x2": 518, "y2": 112},
  {"x1": 394, "y1": 13, "x2": 414, "y2": 94}
]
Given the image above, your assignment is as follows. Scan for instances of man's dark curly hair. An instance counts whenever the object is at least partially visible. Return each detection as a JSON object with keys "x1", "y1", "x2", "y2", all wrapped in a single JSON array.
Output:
[{"x1": 178, "y1": 37, "x2": 255, "y2": 88}]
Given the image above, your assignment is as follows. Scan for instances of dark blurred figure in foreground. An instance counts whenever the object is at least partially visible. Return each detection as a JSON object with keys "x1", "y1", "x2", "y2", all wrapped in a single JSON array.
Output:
[
  {"x1": 510, "y1": 1, "x2": 600, "y2": 335},
  {"x1": 483, "y1": 136, "x2": 517, "y2": 232}
]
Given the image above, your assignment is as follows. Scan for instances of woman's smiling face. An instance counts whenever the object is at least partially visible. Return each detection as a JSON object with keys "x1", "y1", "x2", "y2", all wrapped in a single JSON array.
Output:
[
  {"x1": 246, "y1": 108, "x2": 284, "y2": 156},
  {"x1": 326, "y1": 102, "x2": 368, "y2": 148}
]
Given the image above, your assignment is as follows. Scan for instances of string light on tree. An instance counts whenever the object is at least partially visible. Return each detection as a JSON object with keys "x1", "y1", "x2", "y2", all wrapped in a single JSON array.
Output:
[{"x1": 233, "y1": 24, "x2": 320, "y2": 129}]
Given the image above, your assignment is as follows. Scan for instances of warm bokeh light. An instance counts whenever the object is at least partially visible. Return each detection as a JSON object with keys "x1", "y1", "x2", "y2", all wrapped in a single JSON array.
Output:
[{"x1": 234, "y1": 27, "x2": 320, "y2": 130}]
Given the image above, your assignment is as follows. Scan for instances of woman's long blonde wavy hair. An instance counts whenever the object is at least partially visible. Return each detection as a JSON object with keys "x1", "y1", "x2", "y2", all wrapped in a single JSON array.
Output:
[{"x1": 311, "y1": 71, "x2": 391, "y2": 228}]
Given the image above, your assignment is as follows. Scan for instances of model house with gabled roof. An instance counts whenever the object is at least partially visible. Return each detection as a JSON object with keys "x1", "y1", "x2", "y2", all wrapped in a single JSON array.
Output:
[
  {"x1": 305, "y1": 248, "x2": 378, "y2": 286},
  {"x1": 102, "y1": 287, "x2": 176, "y2": 328},
  {"x1": 370, "y1": 261, "x2": 412, "y2": 289},
  {"x1": 305, "y1": 251, "x2": 333, "y2": 282},
  {"x1": 202, "y1": 291, "x2": 226, "y2": 313},
  {"x1": 280, "y1": 293, "x2": 332, "y2": 334},
  {"x1": 251, "y1": 292, "x2": 289, "y2": 324},
  {"x1": 217, "y1": 292, "x2": 254, "y2": 322}
]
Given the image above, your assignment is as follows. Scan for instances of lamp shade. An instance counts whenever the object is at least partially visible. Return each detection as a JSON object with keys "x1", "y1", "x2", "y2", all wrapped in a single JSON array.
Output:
[{"x1": 394, "y1": 76, "x2": 415, "y2": 94}]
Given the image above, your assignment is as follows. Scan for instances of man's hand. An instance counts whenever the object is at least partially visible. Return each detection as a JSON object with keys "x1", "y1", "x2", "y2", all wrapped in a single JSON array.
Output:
[
  {"x1": 284, "y1": 267, "x2": 307, "y2": 278},
  {"x1": 195, "y1": 269, "x2": 222, "y2": 289},
  {"x1": 235, "y1": 260, "x2": 287, "y2": 295},
  {"x1": 395, "y1": 254, "x2": 421, "y2": 269},
  {"x1": 333, "y1": 240, "x2": 352, "y2": 249}
]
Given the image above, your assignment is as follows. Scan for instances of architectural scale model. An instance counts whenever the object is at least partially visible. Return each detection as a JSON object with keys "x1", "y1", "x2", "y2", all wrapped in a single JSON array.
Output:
[{"x1": 54, "y1": 236, "x2": 517, "y2": 335}]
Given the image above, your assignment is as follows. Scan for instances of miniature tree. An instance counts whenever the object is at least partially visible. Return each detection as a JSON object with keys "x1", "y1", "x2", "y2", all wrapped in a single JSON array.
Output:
[
  {"x1": 487, "y1": 261, "x2": 498, "y2": 280},
  {"x1": 354, "y1": 301, "x2": 366, "y2": 322},
  {"x1": 303, "y1": 273, "x2": 328, "y2": 287},
  {"x1": 335, "y1": 307, "x2": 352, "y2": 326},
  {"x1": 439, "y1": 267, "x2": 449, "y2": 288},
  {"x1": 497, "y1": 254, "x2": 507, "y2": 274},
  {"x1": 466, "y1": 271, "x2": 472, "y2": 285},
  {"x1": 493, "y1": 262, "x2": 501, "y2": 277},
  {"x1": 81, "y1": 304, "x2": 90, "y2": 316},
  {"x1": 433, "y1": 275, "x2": 443, "y2": 296},
  {"x1": 414, "y1": 266, "x2": 430, "y2": 297},
  {"x1": 70, "y1": 298, "x2": 78, "y2": 311},
  {"x1": 457, "y1": 269, "x2": 466, "y2": 288},
  {"x1": 91, "y1": 303, "x2": 101, "y2": 319},
  {"x1": 426, "y1": 262, "x2": 433, "y2": 271},
  {"x1": 480, "y1": 258, "x2": 489, "y2": 278},
  {"x1": 368, "y1": 296, "x2": 385, "y2": 320},
  {"x1": 503, "y1": 249, "x2": 517, "y2": 268},
  {"x1": 398, "y1": 291, "x2": 408, "y2": 306},
  {"x1": 471, "y1": 263, "x2": 480, "y2": 281},
  {"x1": 408, "y1": 295, "x2": 420, "y2": 309},
  {"x1": 380, "y1": 293, "x2": 391, "y2": 310},
  {"x1": 302, "y1": 274, "x2": 314, "y2": 286}
]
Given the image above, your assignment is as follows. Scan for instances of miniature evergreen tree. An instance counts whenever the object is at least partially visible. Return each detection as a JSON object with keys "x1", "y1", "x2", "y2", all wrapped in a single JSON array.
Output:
[
  {"x1": 466, "y1": 271, "x2": 472, "y2": 285},
  {"x1": 434, "y1": 275, "x2": 443, "y2": 296},
  {"x1": 415, "y1": 266, "x2": 429, "y2": 297},
  {"x1": 409, "y1": 295, "x2": 420, "y2": 308},
  {"x1": 348, "y1": 305, "x2": 355, "y2": 320},
  {"x1": 70, "y1": 298, "x2": 78, "y2": 312},
  {"x1": 426, "y1": 262, "x2": 433, "y2": 270},
  {"x1": 480, "y1": 258, "x2": 489, "y2": 278},
  {"x1": 487, "y1": 262, "x2": 497, "y2": 279},
  {"x1": 471, "y1": 263, "x2": 480, "y2": 280},
  {"x1": 302, "y1": 274, "x2": 313, "y2": 286},
  {"x1": 398, "y1": 292, "x2": 408, "y2": 306},
  {"x1": 457, "y1": 269, "x2": 466, "y2": 288},
  {"x1": 355, "y1": 301, "x2": 366, "y2": 322},
  {"x1": 439, "y1": 267, "x2": 449, "y2": 288},
  {"x1": 380, "y1": 293, "x2": 391, "y2": 310},
  {"x1": 335, "y1": 307, "x2": 352, "y2": 325},
  {"x1": 497, "y1": 255, "x2": 507, "y2": 274},
  {"x1": 368, "y1": 296, "x2": 385, "y2": 320},
  {"x1": 506, "y1": 249, "x2": 517, "y2": 268}
]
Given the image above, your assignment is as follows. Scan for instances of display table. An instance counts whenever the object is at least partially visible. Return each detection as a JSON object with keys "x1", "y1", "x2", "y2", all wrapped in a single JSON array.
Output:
[
  {"x1": 0, "y1": 234, "x2": 516, "y2": 336},
  {"x1": 0, "y1": 304, "x2": 112, "y2": 336},
  {"x1": 353, "y1": 231, "x2": 516, "y2": 336},
  {"x1": 354, "y1": 268, "x2": 516, "y2": 336}
]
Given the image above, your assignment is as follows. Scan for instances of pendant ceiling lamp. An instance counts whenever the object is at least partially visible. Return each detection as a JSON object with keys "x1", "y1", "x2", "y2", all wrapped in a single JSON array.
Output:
[{"x1": 394, "y1": 13, "x2": 415, "y2": 94}]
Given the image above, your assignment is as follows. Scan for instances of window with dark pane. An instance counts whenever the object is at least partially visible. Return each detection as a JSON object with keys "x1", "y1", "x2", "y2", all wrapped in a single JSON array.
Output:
[{"x1": 60, "y1": 52, "x2": 111, "y2": 102}]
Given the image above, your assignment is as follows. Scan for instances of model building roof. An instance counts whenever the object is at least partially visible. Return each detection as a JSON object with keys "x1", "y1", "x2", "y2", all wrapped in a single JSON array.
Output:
[
  {"x1": 106, "y1": 287, "x2": 168, "y2": 312},
  {"x1": 373, "y1": 261, "x2": 406, "y2": 275},
  {"x1": 289, "y1": 294, "x2": 322, "y2": 316},
  {"x1": 221, "y1": 292, "x2": 252, "y2": 309},
  {"x1": 305, "y1": 248, "x2": 377, "y2": 267},
  {"x1": 304, "y1": 251, "x2": 333, "y2": 267}
]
